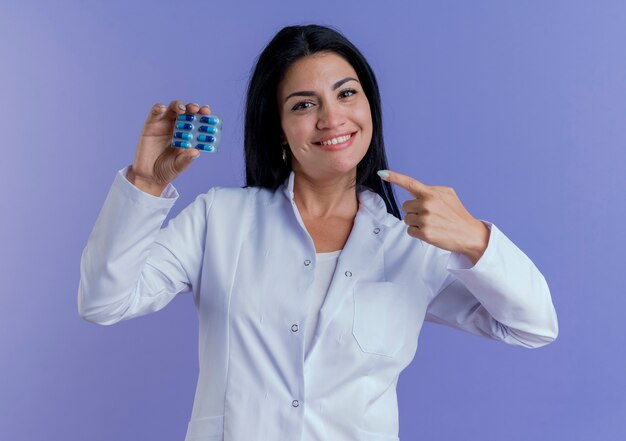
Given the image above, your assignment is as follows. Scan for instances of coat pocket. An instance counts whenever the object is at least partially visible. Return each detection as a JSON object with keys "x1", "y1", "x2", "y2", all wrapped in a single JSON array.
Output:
[
  {"x1": 352, "y1": 282, "x2": 407, "y2": 357},
  {"x1": 184, "y1": 414, "x2": 224, "y2": 441}
]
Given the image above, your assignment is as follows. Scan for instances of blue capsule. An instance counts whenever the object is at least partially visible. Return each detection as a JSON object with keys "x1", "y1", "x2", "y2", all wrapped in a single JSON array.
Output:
[
  {"x1": 174, "y1": 131, "x2": 192, "y2": 140},
  {"x1": 199, "y1": 125, "x2": 217, "y2": 134},
  {"x1": 200, "y1": 116, "x2": 221, "y2": 126},
  {"x1": 176, "y1": 122, "x2": 194, "y2": 130},
  {"x1": 173, "y1": 141, "x2": 192, "y2": 148},
  {"x1": 196, "y1": 144, "x2": 215, "y2": 152},
  {"x1": 197, "y1": 134, "x2": 215, "y2": 142},
  {"x1": 177, "y1": 114, "x2": 196, "y2": 121}
]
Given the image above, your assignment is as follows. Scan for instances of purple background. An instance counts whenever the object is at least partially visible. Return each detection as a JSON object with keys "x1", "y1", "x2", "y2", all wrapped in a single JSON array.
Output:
[{"x1": 2, "y1": 1, "x2": 625, "y2": 439}]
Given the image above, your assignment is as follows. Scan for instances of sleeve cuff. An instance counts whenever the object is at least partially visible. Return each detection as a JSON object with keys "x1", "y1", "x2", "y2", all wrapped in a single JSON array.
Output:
[{"x1": 118, "y1": 165, "x2": 179, "y2": 201}]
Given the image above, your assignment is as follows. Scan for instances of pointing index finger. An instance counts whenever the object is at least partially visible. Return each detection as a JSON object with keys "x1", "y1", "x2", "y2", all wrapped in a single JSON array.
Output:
[{"x1": 377, "y1": 169, "x2": 429, "y2": 197}]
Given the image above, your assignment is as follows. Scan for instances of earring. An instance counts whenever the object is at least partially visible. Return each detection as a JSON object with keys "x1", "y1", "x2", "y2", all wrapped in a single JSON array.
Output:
[{"x1": 282, "y1": 144, "x2": 288, "y2": 164}]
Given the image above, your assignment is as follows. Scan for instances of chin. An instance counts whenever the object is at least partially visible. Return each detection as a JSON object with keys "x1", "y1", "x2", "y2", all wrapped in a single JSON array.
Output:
[{"x1": 325, "y1": 162, "x2": 362, "y2": 176}]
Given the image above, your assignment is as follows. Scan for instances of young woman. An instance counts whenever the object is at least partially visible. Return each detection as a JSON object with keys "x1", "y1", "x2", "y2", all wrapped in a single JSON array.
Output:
[{"x1": 79, "y1": 24, "x2": 558, "y2": 441}]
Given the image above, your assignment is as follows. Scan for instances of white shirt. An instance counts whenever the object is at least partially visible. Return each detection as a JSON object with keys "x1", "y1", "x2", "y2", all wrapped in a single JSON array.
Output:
[{"x1": 78, "y1": 166, "x2": 558, "y2": 441}]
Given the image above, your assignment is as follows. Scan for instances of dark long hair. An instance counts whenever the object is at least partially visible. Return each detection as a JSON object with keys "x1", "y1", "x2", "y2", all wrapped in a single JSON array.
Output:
[{"x1": 244, "y1": 24, "x2": 400, "y2": 219}]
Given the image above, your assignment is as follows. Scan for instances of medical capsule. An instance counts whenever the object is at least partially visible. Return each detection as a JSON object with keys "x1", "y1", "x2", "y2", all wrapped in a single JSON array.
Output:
[
  {"x1": 174, "y1": 131, "x2": 192, "y2": 140},
  {"x1": 197, "y1": 134, "x2": 216, "y2": 143},
  {"x1": 200, "y1": 116, "x2": 222, "y2": 127},
  {"x1": 176, "y1": 122, "x2": 194, "y2": 130},
  {"x1": 199, "y1": 125, "x2": 217, "y2": 134}
]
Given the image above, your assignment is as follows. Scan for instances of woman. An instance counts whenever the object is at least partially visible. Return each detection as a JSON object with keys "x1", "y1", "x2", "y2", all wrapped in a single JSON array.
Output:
[{"x1": 79, "y1": 25, "x2": 558, "y2": 441}]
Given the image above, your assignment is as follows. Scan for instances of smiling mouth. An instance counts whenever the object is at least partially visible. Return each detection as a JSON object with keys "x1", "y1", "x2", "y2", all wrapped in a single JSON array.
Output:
[{"x1": 314, "y1": 132, "x2": 356, "y2": 146}]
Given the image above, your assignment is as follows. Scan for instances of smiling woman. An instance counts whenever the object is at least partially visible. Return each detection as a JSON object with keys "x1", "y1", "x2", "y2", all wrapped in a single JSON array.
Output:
[{"x1": 78, "y1": 24, "x2": 558, "y2": 441}]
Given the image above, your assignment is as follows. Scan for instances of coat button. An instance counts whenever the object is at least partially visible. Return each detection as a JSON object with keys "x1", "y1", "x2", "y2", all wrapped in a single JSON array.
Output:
[
  {"x1": 373, "y1": 227, "x2": 380, "y2": 234},
  {"x1": 292, "y1": 400, "x2": 300, "y2": 407},
  {"x1": 291, "y1": 324, "x2": 299, "y2": 332},
  {"x1": 345, "y1": 271, "x2": 352, "y2": 277},
  {"x1": 304, "y1": 259, "x2": 311, "y2": 266}
]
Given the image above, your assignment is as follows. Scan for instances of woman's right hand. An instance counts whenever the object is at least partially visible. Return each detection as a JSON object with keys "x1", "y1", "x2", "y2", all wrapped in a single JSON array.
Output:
[{"x1": 128, "y1": 100, "x2": 211, "y2": 195}]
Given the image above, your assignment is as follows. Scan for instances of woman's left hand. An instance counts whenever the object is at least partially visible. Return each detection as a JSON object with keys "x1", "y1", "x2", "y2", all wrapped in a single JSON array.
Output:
[{"x1": 379, "y1": 169, "x2": 490, "y2": 265}]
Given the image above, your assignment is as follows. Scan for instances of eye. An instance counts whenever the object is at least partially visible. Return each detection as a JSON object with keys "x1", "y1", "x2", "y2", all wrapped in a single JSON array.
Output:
[
  {"x1": 339, "y1": 88, "x2": 357, "y2": 99},
  {"x1": 291, "y1": 101, "x2": 315, "y2": 111}
]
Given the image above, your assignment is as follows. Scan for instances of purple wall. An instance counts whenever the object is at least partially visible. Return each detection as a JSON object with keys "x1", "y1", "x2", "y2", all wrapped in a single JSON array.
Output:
[{"x1": 2, "y1": 1, "x2": 625, "y2": 439}]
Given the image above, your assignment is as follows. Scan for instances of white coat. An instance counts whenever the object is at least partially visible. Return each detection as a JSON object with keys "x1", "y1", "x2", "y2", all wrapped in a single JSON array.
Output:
[{"x1": 79, "y1": 166, "x2": 558, "y2": 441}]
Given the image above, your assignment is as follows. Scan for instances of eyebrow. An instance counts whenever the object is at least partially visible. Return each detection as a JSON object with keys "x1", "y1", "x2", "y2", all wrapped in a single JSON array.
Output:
[{"x1": 283, "y1": 77, "x2": 359, "y2": 103}]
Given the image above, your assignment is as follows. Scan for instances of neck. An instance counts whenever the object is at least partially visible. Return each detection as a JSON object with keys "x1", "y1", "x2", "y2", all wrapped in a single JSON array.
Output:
[{"x1": 291, "y1": 169, "x2": 359, "y2": 220}]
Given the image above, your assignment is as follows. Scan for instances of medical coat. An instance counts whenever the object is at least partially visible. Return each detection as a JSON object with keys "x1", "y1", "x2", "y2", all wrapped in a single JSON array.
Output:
[{"x1": 78, "y1": 166, "x2": 558, "y2": 441}]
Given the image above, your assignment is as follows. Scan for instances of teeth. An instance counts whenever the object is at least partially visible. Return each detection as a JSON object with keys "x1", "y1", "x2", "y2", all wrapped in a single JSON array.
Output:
[{"x1": 320, "y1": 134, "x2": 352, "y2": 146}]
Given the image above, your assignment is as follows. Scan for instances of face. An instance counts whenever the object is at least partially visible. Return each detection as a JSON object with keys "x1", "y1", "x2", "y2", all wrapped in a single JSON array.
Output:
[{"x1": 277, "y1": 52, "x2": 372, "y2": 180}]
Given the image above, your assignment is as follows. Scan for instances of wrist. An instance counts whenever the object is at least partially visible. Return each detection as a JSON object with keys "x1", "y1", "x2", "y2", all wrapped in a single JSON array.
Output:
[
  {"x1": 127, "y1": 166, "x2": 168, "y2": 197},
  {"x1": 460, "y1": 220, "x2": 490, "y2": 266}
]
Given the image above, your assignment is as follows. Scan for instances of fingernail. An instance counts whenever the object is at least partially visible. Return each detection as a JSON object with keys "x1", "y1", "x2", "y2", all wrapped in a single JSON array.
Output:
[
  {"x1": 178, "y1": 104, "x2": 186, "y2": 110},
  {"x1": 191, "y1": 102, "x2": 199, "y2": 107},
  {"x1": 377, "y1": 170, "x2": 389, "y2": 179}
]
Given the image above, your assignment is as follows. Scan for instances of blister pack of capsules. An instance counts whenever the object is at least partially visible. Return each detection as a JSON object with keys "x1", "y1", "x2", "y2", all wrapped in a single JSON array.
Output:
[{"x1": 171, "y1": 114, "x2": 223, "y2": 152}]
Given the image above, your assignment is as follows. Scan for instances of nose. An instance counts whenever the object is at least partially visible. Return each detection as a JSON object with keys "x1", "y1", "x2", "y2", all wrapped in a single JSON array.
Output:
[{"x1": 316, "y1": 101, "x2": 346, "y2": 130}]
